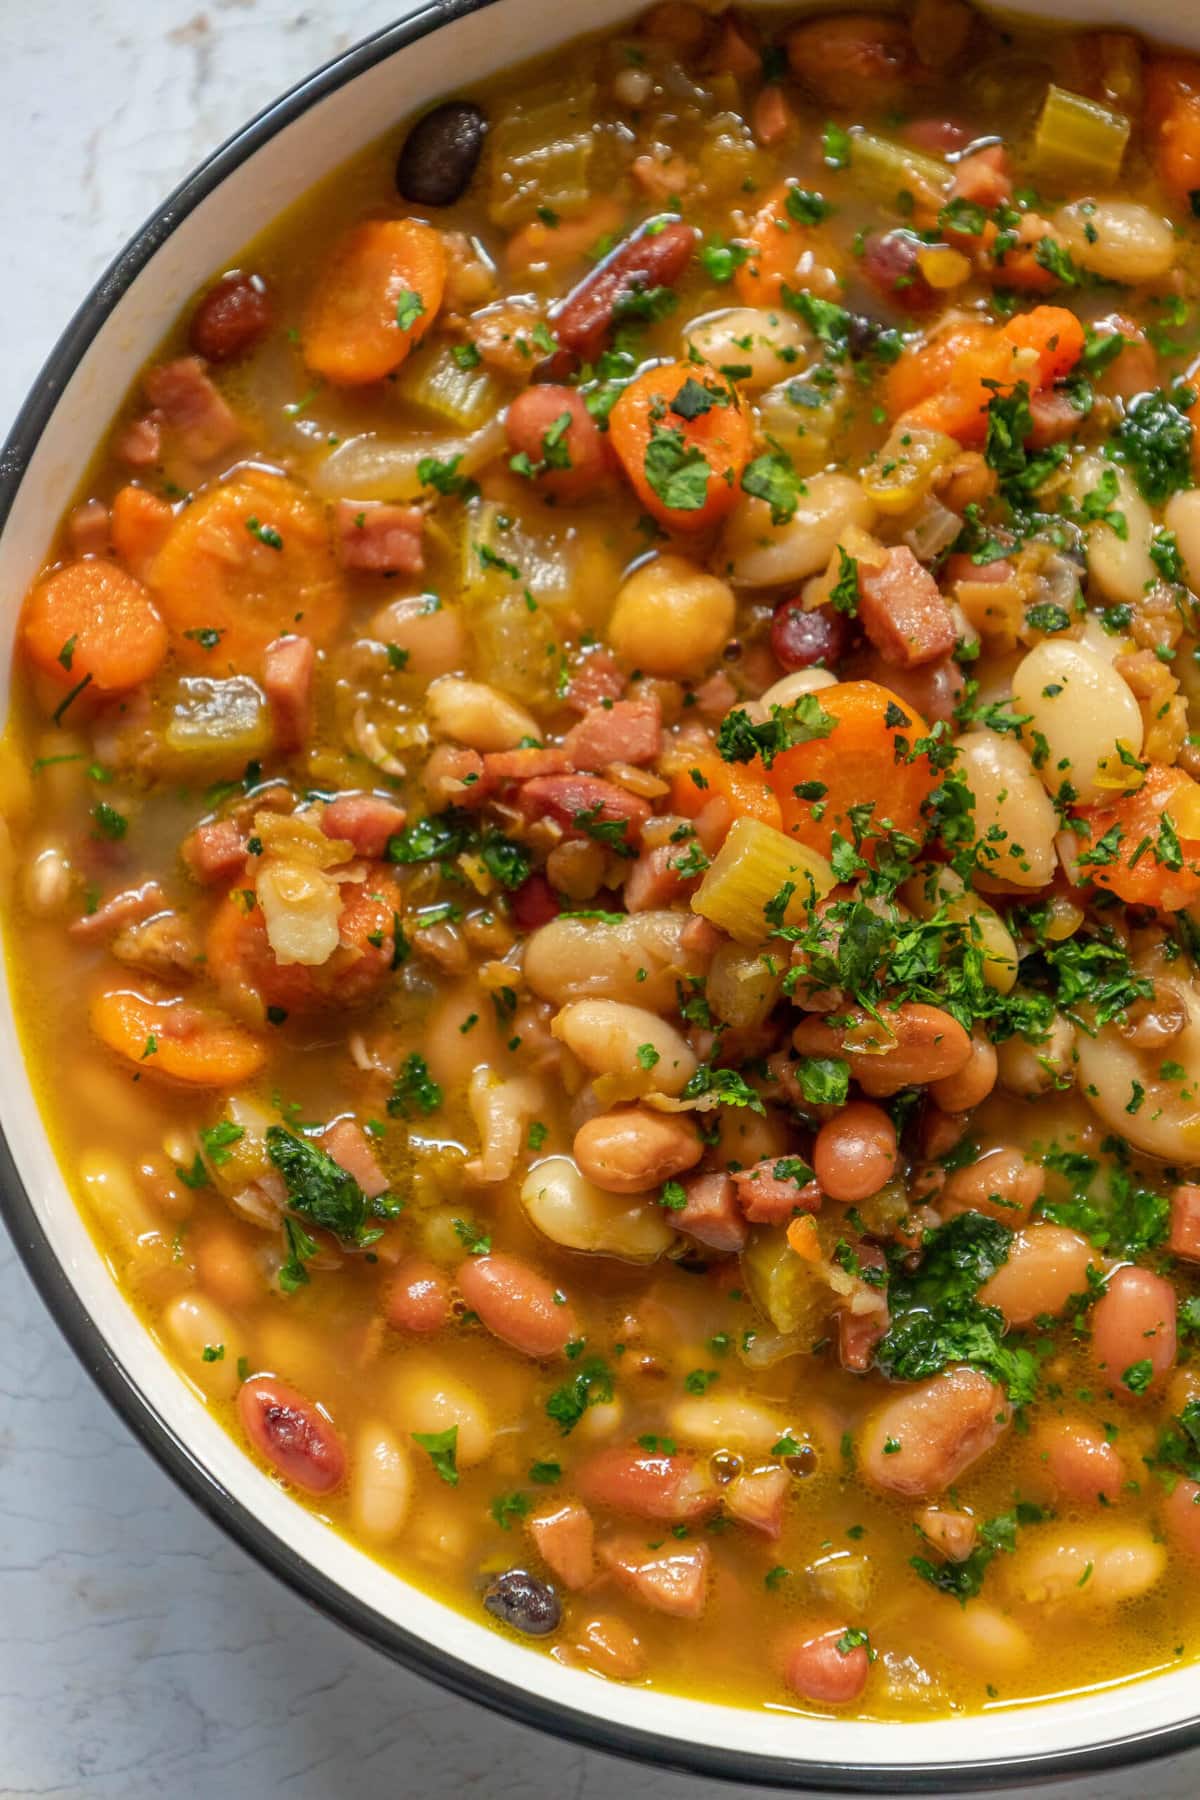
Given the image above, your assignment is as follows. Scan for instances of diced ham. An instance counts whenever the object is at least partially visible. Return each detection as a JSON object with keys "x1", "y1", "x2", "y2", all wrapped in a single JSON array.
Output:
[
  {"x1": 263, "y1": 633, "x2": 315, "y2": 753},
  {"x1": 67, "y1": 499, "x2": 111, "y2": 557},
  {"x1": 1170, "y1": 1185, "x2": 1200, "y2": 1262},
  {"x1": 481, "y1": 747, "x2": 572, "y2": 783},
  {"x1": 861, "y1": 230, "x2": 938, "y2": 312},
  {"x1": 527, "y1": 1502, "x2": 596, "y2": 1590},
  {"x1": 679, "y1": 916, "x2": 723, "y2": 958},
  {"x1": 838, "y1": 1296, "x2": 891, "y2": 1372},
  {"x1": 1029, "y1": 387, "x2": 1088, "y2": 449},
  {"x1": 724, "y1": 1465, "x2": 790, "y2": 1538},
  {"x1": 181, "y1": 819, "x2": 248, "y2": 885},
  {"x1": 110, "y1": 910, "x2": 200, "y2": 980},
  {"x1": 143, "y1": 356, "x2": 240, "y2": 462},
  {"x1": 624, "y1": 844, "x2": 701, "y2": 913},
  {"x1": 847, "y1": 647, "x2": 964, "y2": 725},
  {"x1": 902, "y1": 117, "x2": 972, "y2": 154},
  {"x1": 516, "y1": 774, "x2": 652, "y2": 849},
  {"x1": 335, "y1": 499, "x2": 425, "y2": 575},
  {"x1": 423, "y1": 744, "x2": 489, "y2": 810},
  {"x1": 116, "y1": 414, "x2": 162, "y2": 468},
  {"x1": 565, "y1": 650, "x2": 624, "y2": 715},
  {"x1": 563, "y1": 695, "x2": 662, "y2": 772},
  {"x1": 917, "y1": 1504, "x2": 978, "y2": 1562},
  {"x1": 692, "y1": 670, "x2": 738, "y2": 724},
  {"x1": 322, "y1": 792, "x2": 407, "y2": 859},
  {"x1": 675, "y1": 1173, "x2": 748, "y2": 1252},
  {"x1": 598, "y1": 1537, "x2": 710, "y2": 1619},
  {"x1": 731, "y1": 1160, "x2": 822, "y2": 1226},
  {"x1": 752, "y1": 83, "x2": 793, "y2": 146},
  {"x1": 510, "y1": 872, "x2": 561, "y2": 931},
  {"x1": 68, "y1": 880, "x2": 166, "y2": 941},
  {"x1": 578, "y1": 1446, "x2": 720, "y2": 1522},
  {"x1": 321, "y1": 1119, "x2": 389, "y2": 1200},
  {"x1": 856, "y1": 545, "x2": 958, "y2": 670},
  {"x1": 949, "y1": 144, "x2": 1012, "y2": 209}
]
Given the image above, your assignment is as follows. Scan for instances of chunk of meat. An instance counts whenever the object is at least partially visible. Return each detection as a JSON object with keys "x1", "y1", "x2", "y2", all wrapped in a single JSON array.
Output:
[
  {"x1": 116, "y1": 414, "x2": 163, "y2": 468},
  {"x1": 423, "y1": 743, "x2": 487, "y2": 810},
  {"x1": 917, "y1": 1503, "x2": 977, "y2": 1561},
  {"x1": 322, "y1": 792, "x2": 407, "y2": 859},
  {"x1": 846, "y1": 646, "x2": 964, "y2": 724},
  {"x1": 527, "y1": 1502, "x2": 596, "y2": 1590},
  {"x1": 1170, "y1": 1184, "x2": 1200, "y2": 1262},
  {"x1": 731, "y1": 1160, "x2": 822, "y2": 1226},
  {"x1": 554, "y1": 221, "x2": 698, "y2": 361},
  {"x1": 143, "y1": 357, "x2": 241, "y2": 462},
  {"x1": 321, "y1": 1118, "x2": 389, "y2": 1200},
  {"x1": 724, "y1": 1465, "x2": 789, "y2": 1538},
  {"x1": 856, "y1": 546, "x2": 958, "y2": 669},
  {"x1": 578, "y1": 1446, "x2": 720, "y2": 1522},
  {"x1": 862, "y1": 231, "x2": 938, "y2": 312},
  {"x1": 1028, "y1": 387, "x2": 1089, "y2": 449},
  {"x1": 566, "y1": 650, "x2": 624, "y2": 715},
  {"x1": 623, "y1": 844, "x2": 700, "y2": 913},
  {"x1": 598, "y1": 1537, "x2": 710, "y2": 1618},
  {"x1": 110, "y1": 909, "x2": 201, "y2": 981},
  {"x1": 482, "y1": 747, "x2": 572, "y2": 783},
  {"x1": 564, "y1": 696, "x2": 662, "y2": 772},
  {"x1": 181, "y1": 819, "x2": 248, "y2": 885},
  {"x1": 68, "y1": 881, "x2": 166, "y2": 941},
  {"x1": 334, "y1": 499, "x2": 425, "y2": 574},
  {"x1": 262, "y1": 633, "x2": 315, "y2": 753},
  {"x1": 675, "y1": 1171, "x2": 748, "y2": 1253},
  {"x1": 509, "y1": 872, "x2": 561, "y2": 931},
  {"x1": 838, "y1": 1292, "x2": 891, "y2": 1373},
  {"x1": 786, "y1": 13, "x2": 932, "y2": 109},
  {"x1": 949, "y1": 144, "x2": 1012, "y2": 209},
  {"x1": 516, "y1": 774, "x2": 652, "y2": 849}
]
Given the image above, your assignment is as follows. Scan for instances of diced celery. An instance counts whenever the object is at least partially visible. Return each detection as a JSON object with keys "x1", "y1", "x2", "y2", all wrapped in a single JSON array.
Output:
[
  {"x1": 743, "y1": 1222, "x2": 854, "y2": 1342},
  {"x1": 847, "y1": 130, "x2": 952, "y2": 211},
  {"x1": 692, "y1": 816, "x2": 834, "y2": 945},
  {"x1": 162, "y1": 677, "x2": 270, "y2": 776},
  {"x1": 459, "y1": 499, "x2": 567, "y2": 703},
  {"x1": 487, "y1": 85, "x2": 597, "y2": 227},
  {"x1": 395, "y1": 342, "x2": 501, "y2": 432},
  {"x1": 757, "y1": 368, "x2": 850, "y2": 476},
  {"x1": 861, "y1": 426, "x2": 959, "y2": 516},
  {"x1": 1033, "y1": 83, "x2": 1129, "y2": 185}
]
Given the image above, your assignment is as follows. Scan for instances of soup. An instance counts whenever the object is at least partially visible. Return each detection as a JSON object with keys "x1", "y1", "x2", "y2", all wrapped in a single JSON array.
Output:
[{"x1": 9, "y1": 0, "x2": 1200, "y2": 1723}]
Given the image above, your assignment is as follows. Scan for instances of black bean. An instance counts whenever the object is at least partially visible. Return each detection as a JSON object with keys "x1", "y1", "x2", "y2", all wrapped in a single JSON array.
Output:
[
  {"x1": 770, "y1": 598, "x2": 850, "y2": 672},
  {"x1": 396, "y1": 101, "x2": 487, "y2": 207},
  {"x1": 482, "y1": 1568, "x2": 560, "y2": 1637}
]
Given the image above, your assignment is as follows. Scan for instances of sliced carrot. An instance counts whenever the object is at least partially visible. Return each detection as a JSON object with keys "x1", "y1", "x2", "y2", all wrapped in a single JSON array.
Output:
[
  {"x1": 90, "y1": 986, "x2": 267, "y2": 1086},
  {"x1": 768, "y1": 679, "x2": 936, "y2": 862},
  {"x1": 206, "y1": 875, "x2": 405, "y2": 1016},
  {"x1": 734, "y1": 182, "x2": 837, "y2": 309},
  {"x1": 787, "y1": 1214, "x2": 822, "y2": 1261},
  {"x1": 506, "y1": 197, "x2": 624, "y2": 274},
  {"x1": 670, "y1": 753, "x2": 782, "y2": 831},
  {"x1": 608, "y1": 361, "x2": 752, "y2": 532},
  {"x1": 110, "y1": 485, "x2": 174, "y2": 582},
  {"x1": 885, "y1": 321, "x2": 992, "y2": 419},
  {"x1": 148, "y1": 469, "x2": 344, "y2": 668},
  {"x1": 1145, "y1": 58, "x2": 1200, "y2": 203},
  {"x1": 1003, "y1": 307, "x2": 1086, "y2": 386},
  {"x1": 892, "y1": 306, "x2": 1086, "y2": 445},
  {"x1": 301, "y1": 218, "x2": 446, "y2": 385},
  {"x1": 22, "y1": 557, "x2": 167, "y2": 695},
  {"x1": 1070, "y1": 764, "x2": 1200, "y2": 911},
  {"x1": 711, "y1": 13, "x2": 761, "y2": 77}
]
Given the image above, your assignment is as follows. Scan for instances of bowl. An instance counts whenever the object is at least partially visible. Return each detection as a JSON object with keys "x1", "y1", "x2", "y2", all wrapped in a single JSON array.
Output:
[{"x1": 2, "y1": 0, "x2": 1199, "y2": 1787}]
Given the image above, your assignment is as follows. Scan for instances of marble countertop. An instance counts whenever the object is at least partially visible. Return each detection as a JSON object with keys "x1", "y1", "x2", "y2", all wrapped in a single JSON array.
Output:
[{"x1": 2, "y1": 2, "x2": 1200, "y2": 1794}]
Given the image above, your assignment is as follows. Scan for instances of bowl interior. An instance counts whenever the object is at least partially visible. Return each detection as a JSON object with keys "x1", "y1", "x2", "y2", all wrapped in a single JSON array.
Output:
[{"x1": 2, "y1": 0, "x2": 1199, "y2": 1785}]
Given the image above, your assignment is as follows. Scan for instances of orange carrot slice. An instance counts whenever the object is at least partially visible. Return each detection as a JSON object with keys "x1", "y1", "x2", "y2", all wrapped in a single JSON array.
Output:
[
  {"x1": 90, "y1": 986, "x2": 267, "y2": 1086},
  {"x1": 1145, "y1": 58, "x2": 1200, "y2": 203},
  {"x1": 22, "y1": 558, "x2": 167, "y2": 695},
  {"x1": 110, "y1": 485, "x2": 174, "y2": 582},
  {"x1": 608, "y1": 361, "x2": 752, "y2": 532},
  {"x1": 669, "y1": 754, "x2": 782, "y2": 832},
  {"x1": 1071, "y1": 764, "x2": 1200, "y2": 912},
  {"x1": 734, "y1": 182, "x2": 836, "y2": 309},
  {"x1": 301, "y1": 219, "x2": 446, "y2": 385},
  {"x1": 891, "y1": 306, "x2": 1086, "y2": 445}
]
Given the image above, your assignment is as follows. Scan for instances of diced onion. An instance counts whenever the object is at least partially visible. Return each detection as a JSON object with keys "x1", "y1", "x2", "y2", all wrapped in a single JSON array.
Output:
[{"x1": 256, "y1": 859, "x2": 342, "y2": 966}]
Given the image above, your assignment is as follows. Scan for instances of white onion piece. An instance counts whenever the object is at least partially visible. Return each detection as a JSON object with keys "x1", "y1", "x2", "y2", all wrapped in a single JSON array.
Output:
[{"x1": 313, "y1": 415, "x2": 506, "y2": 501}]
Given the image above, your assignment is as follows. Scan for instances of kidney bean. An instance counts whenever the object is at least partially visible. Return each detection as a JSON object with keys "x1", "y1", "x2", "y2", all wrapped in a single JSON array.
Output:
[
  {"x1": 553, "y1": 219, "x2": 697, "y2": 361},
  {"x1": 813, "y1": 1102, "x2": 898, "y2": 1204},
  {"x1": 386, "y1": 1256, "x2": 452, "y2": 1334},
  {"x1": 395, "y1": 100, "x2": 487, "y2": 206},
  {"x1": 237, "y1": 1376, "x2": 346, "y2": 1494},
  {"x1": 783, "y1": 1625, "x2": 870, "y2": 1706},
  {"x1": 1091, "y1": 1265, "x2": 1177, "y2": 1394},
  {"x1": 505, "y1": 386, "x2": 613, "y2": 503},
  {"x1": 1030, "y1": 1417, "x2": 1126, "y2": 1507},
  {"x1": 770, "y1": 598, "x2": 850, "y2": 672},
  {"x1": 577, "y1": 1445, "x2": 720, "y2": 1522},
  {"x1": 483, "y1": 1567, "x2": 560, "y2": 1636},
  {"x1": 860, "y1": 1366, "x2": 1010, "y2": 1497},
  {"x1": 189, "y1": 271, "x2": 273, "y2": 363},
  {"x1": 861, "y1": 230, "x2": 939, "y2": 311},
  {"x1": 457, "y1": 1252, "x2": 579, "y2": 1358}
]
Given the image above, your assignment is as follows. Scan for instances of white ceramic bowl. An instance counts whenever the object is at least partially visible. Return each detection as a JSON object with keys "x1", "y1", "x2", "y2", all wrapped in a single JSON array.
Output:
[{"x1": 2, "y1": 0, "x2": 1198, "y2": 1786}]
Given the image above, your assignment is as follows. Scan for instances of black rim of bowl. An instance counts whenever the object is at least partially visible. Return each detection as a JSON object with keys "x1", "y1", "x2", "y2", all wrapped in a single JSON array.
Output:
[{"x1": 1, "y1": 2, "x2": 1198, "y2": 1788}]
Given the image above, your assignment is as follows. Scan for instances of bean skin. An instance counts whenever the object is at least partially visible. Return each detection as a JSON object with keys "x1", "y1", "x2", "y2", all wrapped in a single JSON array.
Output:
[
  {"x1": 189, "y1": 271, "x2": 272, "y2": 363},
  {"x1": 860, "y1": 1366, "x2": 1010, "y2": 1497},
  {"x1": 237, "y1": 1376, "x2": 346, "y2": 1494},
  {"x1": 386, "y1": 1256, "x2": 453, "y2": 1334},
  {"x1": 812, "y1": 1102, "x2": 898, "y2": 1203},
  {"x1": 783, "y1": 1625, "x2": 870, "y2": 1706},
  {"x1": 457, "y1": 1253, "x2": 579, "y2": 1358},
  {"x1": 505, "y1": 386, "x2": 613, "y2": 502},
  {"x1": 1090, "y1": 1265, "x2": 1177, "y2": 1394}
]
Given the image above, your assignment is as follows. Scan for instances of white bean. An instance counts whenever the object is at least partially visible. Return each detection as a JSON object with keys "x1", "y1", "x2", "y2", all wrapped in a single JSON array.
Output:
[
  {"x1": 23, "y1": 842, "x2": 73, "y2": 917},
  {"x1": 607, "y1": 555, "x2": 735, "y2": 678},
  {"x1": 1067, "y1": 453, "x2": 1154, "y2": 606},
  {"x1": 1054, "y1": 201, "x2": 1176, "y2": 283},
  {"x1": 79, "y1": 1149, "x2": 160, "y2": 1251},
  {"x1": 370, "y1": 596, "x2": 466, "y2": 678},
  {"x1": 669, "y1": 1393, "x2": 792, "y2": 1451},
  {"x1": 744, "y1": 667, "x2": 837, "y2": 722},
  {"x1": 552, "y1": 998, "x2": 697, "y2": 1097},
  {"x1": 426, "y1": 677, "x2": 540, "y2": 752},
  {"x1": 952, "y1": 731, "x2": 1058, "y2": 887},
  {"x1": 1165, "y1": 488, "x2": 1200, "y2": 592},
  {"x1": 162, "y1": 1294, "x2": 240, "y2": 1398},
  {"x1": 1076, "y1": 990, "x2": 1200, "y2": 1162},
  {"x1": 520, "y1": 1154, "x2": 674, "y2": 1261},
  {"x1": 684, "y1": 306, "x2": 810, "y2": 391},
  {"x1": 523, "y1": 911, "x2": 710, "y2": 1012},
  {"x1": 350, "y1": 1420, "x2": 413, "y2": 1542},
  {"x1": 929, "y1": 1599, "x2": 1032, "y2": 1672},
  {"x1": 1003, "y1": 1524, "x2": 1165, "y2": 1607},
  {"x1": 389, "y1": 1359, "x2": 494, "y2": 1467},
  {"x1": 719, "y1": 472, "x2": 875, "y2": 588},
  {"x1": 1012, "y1": 636, "x2": 1144, "y2": 805}
]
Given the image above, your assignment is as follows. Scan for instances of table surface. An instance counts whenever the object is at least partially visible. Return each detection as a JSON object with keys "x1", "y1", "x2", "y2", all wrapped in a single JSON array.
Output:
[{"x1": 3, "y1": 2, "x2": 1200, "y2": 1795}]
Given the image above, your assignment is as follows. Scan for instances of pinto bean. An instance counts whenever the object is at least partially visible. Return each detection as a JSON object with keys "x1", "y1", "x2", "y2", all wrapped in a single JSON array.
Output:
[
  {"x1": 577, "y1": 1445, "x2": 719, "y2": 1521},
  {"x1": 860, "y1": 1366, "x2": 1010, "y2": 1497},
  {"x1": 978, "y1": 1225, "x2": 1096, "y2": 1328},
  {"x1": 1030, "y1": 1416, "x2": 1126, "y2": 1507},
  {"x1": 812, "y1": 1103, "x2": 898, "y2": 1203},
  {"x1": 792, "y1": 1003, "x2": 971, "y2": 1096},
  {"x1": 237, "y1": 1376, "x2": 346, "y2": 1494},
  {"x1": 939, "y1": 1146, "x2": 1042, "y2": 1226},
  {"x1": 1091, "y1": 1265, "x2": 1177, "y2": 1393},
  {"x1": 1162, "y1": 1478, "x2": 1200, "y2": 1559},
  {"x1": 782, "y1": 1624, "x2": 870, "y2": 1706},
  {"x1": 554, "y1": 220, "x2": 697, "y2": 361},
  {"x1": 505, "y1": 386, "x2": 612, "y2": 502},
  {"x1": 189, "y1": 270, "x2": 273, "y2": 362},
  {"x1": 386, "y1": 1256, "x2": 452, "y2": 1333},
  {"x1": 573, "y1": 1106, "x2": 702, "y2": 1194},
  {"x1": 457, "y1": 1253, "x2": 578, "y2": 1358},
  {"x1": 574, "y1": 1613, "x2": 647, "y2": 1679},
  {"x1": 929, "y1": 1031, "x2": 997, "y2": 1114}
]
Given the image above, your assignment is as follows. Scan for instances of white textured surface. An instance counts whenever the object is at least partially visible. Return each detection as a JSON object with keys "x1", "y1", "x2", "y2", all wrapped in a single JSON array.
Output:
[{"x1": 2, "y1": 2, "x2": 1200, "y2": 1795}]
